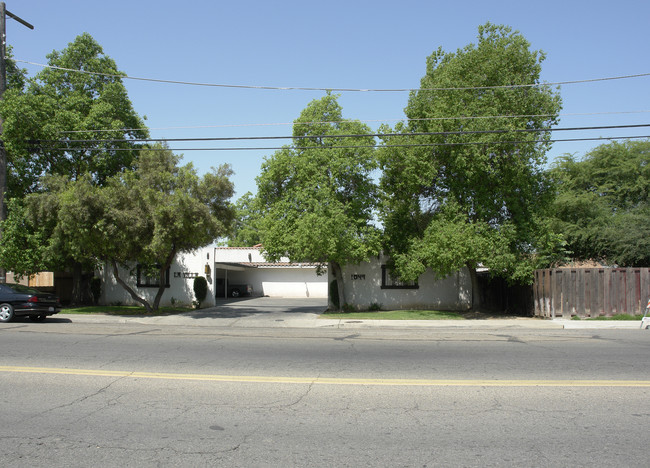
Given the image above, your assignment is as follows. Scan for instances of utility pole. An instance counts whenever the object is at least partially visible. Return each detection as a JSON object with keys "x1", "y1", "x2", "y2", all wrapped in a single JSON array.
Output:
[{"x1": 0, "y1": 3, "x2": 34, "y2": 283}]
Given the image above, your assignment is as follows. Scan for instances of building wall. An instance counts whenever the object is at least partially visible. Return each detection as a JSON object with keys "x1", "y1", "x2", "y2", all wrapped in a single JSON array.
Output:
[
  {"x1": 248, "y1": 267, "x2": 327, "y2": 298},
  {"x1": 103, "y1": 248, "x2": 472, "y2": 308},
  {"x1": 332, "y1": 254, "x2": 472, "y2": 311},
  {"x1": 101, "y1": 247, "x2": 216, "y2": 308}
]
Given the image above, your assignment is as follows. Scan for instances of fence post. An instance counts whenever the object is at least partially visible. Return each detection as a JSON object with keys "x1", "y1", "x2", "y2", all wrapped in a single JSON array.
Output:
[{"x1": 577, "y1": 269, "x2": 585, "y2": 318}]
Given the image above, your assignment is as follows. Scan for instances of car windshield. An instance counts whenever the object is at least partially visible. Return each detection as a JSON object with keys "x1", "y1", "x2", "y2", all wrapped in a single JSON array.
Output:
[{"x1": 5, "y1": 284, "x2": 41, "y2": 294}]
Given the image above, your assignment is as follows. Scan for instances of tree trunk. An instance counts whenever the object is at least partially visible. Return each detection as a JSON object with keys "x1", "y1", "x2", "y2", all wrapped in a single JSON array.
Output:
[
  {"x1": 111, "y1": 259, "x2": 153, "y2": 313},
  {"x1": 69, "y1": 262, "x2": 85, "y2": 305},
  {"x1": 330, "y1": 260, "x2": 346, "y2": 310},
  {"x1": 152, "y1": 248, "x2": 176, "y2": 312}
]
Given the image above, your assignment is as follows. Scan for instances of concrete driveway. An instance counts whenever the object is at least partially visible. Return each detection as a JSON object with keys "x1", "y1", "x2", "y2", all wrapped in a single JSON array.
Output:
[
  {"x1": 50, "y1": 297, "x2": 330, "y2": 329},
  {"x1": 188, "y1": 297, "x2": 329, "y2": 320}
]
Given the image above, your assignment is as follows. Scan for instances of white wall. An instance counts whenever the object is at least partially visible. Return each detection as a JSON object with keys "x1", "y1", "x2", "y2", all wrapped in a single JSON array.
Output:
[
  {"x1": 101, "y1": 247, "x2": 216, "y2": 308},
  {"x1": 251, "y1": 267, "x2": 327, "y2": 298},
  {"x1": 101, "y1": 248, "x2": 469, "y2": 308},
  {"x1": 332, "y1": 253, "x2": 472, "y2": 311}
]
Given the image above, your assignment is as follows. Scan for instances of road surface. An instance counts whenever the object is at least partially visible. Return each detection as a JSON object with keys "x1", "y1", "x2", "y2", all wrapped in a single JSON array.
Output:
[{"x1": 1, "y1": 321, "x2": 649, "y2": 466}]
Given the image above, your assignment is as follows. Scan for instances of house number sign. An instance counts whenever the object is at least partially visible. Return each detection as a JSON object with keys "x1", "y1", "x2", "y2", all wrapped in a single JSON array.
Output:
[
  {"x1": 351, "y1": 274, "x2": 366, "y2": 280},
  {"x1": 174, "y1": 272, "x2": 199, "y2": 279}
]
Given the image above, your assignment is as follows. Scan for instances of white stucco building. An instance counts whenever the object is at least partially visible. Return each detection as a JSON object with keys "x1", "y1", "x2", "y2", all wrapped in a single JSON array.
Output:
[
  {"x1": 100, "y1": 247, "x2": 470, "y2": 311},
  {"x1": 100, "y1": 246, "x2": 328, "y2": 307},
  {"x1": 100, "y1": 246, "x2": 217, "y2": 308},
  {"x1": 332, "y1": 253, "x2": 472, "y2": 311}
]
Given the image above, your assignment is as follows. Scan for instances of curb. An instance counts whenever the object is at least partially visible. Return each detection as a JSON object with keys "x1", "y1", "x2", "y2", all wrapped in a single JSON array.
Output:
[{"x1": 52, "y1": 314, "x2": 647, "y2": 330}]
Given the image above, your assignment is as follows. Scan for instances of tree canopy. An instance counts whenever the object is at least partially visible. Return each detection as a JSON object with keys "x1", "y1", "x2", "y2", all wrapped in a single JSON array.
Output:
[
  {"x1": 549, "y1": 139, "x2": 650, "y2": 266},
  {"x1": 0, "y1": 33, "x2": 148, "y2": 200},
  {"x1": 1, "y1": 146, "x2": 235, "y2": 311},
  {"x1": 65, "y1": 146, "x2": 235, "y2": 311},
  {"x1": 5, "y1": 46, "x2": 27, "y2": 93},
  {"x1": 227, "y1": 192, "x2": 263, "y2": 247},
  {"x1": 379, "y1": 23, "x2": 562, "y2": 306},
  {"x1": 0, "y1": 33, "x2": 149, "y2": 300},
  {"x1": 255, "y1": 94, "x2": 381, "y2": 308}
]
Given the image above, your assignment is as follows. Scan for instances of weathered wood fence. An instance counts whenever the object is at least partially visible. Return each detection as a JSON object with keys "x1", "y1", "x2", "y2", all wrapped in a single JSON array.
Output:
[{"x1": 534, "y1": 268, "x2": 650, "y2": 318}]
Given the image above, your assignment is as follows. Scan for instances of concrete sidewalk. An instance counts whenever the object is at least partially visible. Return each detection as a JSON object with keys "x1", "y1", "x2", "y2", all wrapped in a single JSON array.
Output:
[{"x1": 54, "y1": 310, "x2": 647, "y2": 330}]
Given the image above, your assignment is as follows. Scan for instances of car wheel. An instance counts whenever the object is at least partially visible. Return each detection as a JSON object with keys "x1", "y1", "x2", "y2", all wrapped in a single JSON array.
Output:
[
  {"x1": 29, "y1": 315, "x2": 47, "y2": 322},
  {"x1": 0, "y1": 303, "x2": 15, "y2": 323},
  {"x1": 230, "y1": 289, "x2": 240, "y2": 298}
]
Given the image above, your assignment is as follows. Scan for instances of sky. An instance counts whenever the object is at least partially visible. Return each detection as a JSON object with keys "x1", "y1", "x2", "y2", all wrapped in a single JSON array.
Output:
[{"x1": 6, "y1": 0, "x2": 650, "y2": 198}]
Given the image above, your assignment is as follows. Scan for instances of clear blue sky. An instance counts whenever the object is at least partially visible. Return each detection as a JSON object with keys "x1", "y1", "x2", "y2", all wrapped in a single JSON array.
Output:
[{"x1": 7, "y1": 0, "x2": 650, "y2": 198}]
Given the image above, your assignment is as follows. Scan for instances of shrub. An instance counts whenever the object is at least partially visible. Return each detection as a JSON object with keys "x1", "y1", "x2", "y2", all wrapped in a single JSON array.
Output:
[{"x1": 193, "y1": 276, "x2": 208, "y2": 308}]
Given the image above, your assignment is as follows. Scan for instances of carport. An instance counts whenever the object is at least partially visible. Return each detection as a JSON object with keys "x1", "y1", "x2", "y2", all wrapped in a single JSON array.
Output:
[
  {"x1": 213, "y1": 247, "x2": 328, "y2": 299},
  {"x1": 213, "y1": 262, "x2": 255, "y2": 299}
]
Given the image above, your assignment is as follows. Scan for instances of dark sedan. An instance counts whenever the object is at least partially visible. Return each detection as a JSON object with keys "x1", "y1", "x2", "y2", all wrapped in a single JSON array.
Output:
[{"x1": 0, "y1": 283, "x2": 62, "y2": 322}]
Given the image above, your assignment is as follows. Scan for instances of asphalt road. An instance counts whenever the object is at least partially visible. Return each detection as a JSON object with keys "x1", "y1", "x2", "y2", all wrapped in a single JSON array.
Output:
[{"x1": 2, "y1": 322, "x2": 650, "y2": 466}]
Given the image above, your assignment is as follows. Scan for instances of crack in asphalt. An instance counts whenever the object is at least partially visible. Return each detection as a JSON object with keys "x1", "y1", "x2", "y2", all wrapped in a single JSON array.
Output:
[
  {"x1": 22, "y1": 375, "x2": 130, "y2": 424},
  {"x1": 283, "y1": 378, "x2": 317, "y2": 409}
]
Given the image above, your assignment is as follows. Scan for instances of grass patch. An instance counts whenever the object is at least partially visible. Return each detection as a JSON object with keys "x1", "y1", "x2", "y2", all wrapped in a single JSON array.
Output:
[
  {"x1": 571, "y1": 314, "x2": 644, "y2": 321},
  {"x1": 321, "y1": 309, "x2": 465, "y2": 320},
  {"x1": 62, "y1": 305, "x2": 191, "y2": 316},
  {"x1": 586, "y1": 314, "x2": 644, "y2": 321}
]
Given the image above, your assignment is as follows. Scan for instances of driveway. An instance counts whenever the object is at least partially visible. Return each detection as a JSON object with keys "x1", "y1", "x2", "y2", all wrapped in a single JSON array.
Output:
[{"x1": 187, "y1": 297, "x2": 329, "y2": 320}]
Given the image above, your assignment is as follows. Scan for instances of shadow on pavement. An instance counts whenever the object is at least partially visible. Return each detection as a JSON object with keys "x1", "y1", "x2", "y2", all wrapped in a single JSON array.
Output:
[{"x1": 5, "y1": 316, "x2": 73, "y2": 324}]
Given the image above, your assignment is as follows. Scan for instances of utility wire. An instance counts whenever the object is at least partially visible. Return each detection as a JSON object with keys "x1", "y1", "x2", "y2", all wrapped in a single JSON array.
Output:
[
  {"x1": 38, "y1": 123, "x2": 650, "y2": 145},
  {"x1": 55, "y1": 110, "x2": 650, "y2": 134},
  {"x1": 15, "y1": 59, "x2": 650, "y2": 92},
  {"x1": 36, "y1": 134, "x2": 650, "y2": 153}
]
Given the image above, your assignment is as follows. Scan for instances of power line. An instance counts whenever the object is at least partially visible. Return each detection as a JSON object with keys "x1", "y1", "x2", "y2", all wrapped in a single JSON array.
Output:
[
  {"x1": 37, "y1": 134, "x2": 650, "y2": 153},
  {"x1": 16, "y1": 59, "x2": 650, "y2": 92},
  {"x1": 55, "y1": 110, "x2": 650, "y2": 134},
  {"x1": 39, "y1": 123, "x2": 650, "y2": 145}
]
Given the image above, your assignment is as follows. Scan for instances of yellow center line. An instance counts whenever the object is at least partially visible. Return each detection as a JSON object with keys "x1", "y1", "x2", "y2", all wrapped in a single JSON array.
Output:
[{"x1": 1, "y1": 365, "x2": 649, "y2": 387}]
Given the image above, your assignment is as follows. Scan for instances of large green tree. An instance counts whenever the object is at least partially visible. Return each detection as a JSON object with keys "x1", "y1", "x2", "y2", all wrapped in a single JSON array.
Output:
[
  {"x1": 549, "y1": 139, "x2": 650, "y2": 266},
  {"x1": 227, "y1": 191, "x2": 263, "y2": 247},
  {"x1": 5, "y1": 46, "x2": 28, "y2": 92},
  {"x1": 379, "y1": 23, "x2": 562, "y2": 308},
  {"x1": 3, "y1": 146, "x2": 235, "y2": 312},
  {"x1": 0, "y1": 48, "x2": 30, "y2": 283},
  {"x1": 0, "y1": 34, "x2": 148, "y2": 300},
  {"x1": 255, "y1": 94, "x2": 381, "y2": 308},
  {"x1": 0, "y1": 33, "x2": 148, "y2": 199},
  {"x1": 0, "y1": 174, "x2": 97, "y2": 301}
]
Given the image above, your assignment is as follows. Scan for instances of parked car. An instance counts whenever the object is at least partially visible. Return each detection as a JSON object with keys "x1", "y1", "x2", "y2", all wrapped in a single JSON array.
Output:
[{"x1": 0, "y1": 283, "x2": 62, "y2": 322}]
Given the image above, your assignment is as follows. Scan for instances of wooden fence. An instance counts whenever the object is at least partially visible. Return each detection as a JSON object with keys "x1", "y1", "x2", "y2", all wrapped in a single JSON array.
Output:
[{"x1": 533, "y1": 268, "x2": 650, "y2": 318}]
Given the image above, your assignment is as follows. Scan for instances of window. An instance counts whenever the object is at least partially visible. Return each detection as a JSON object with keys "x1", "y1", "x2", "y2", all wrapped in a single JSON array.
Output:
[
  {"x1": 381, "y1": 265, "x2": 419, "y2": 289},
  {"x1": 136, "y1": 265, "x2": 170, "y2": 288}
]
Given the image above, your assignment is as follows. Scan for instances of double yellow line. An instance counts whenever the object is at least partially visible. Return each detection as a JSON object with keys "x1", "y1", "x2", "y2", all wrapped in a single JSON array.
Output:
[{"x1": 2, "y1": 365, "x2": 650, "y2": 387}]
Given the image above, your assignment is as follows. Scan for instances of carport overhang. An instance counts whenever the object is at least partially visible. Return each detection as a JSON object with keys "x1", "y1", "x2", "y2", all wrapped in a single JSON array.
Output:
[{"x1": 214, "y1": 263, "x2": 256, "y2": 272}]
